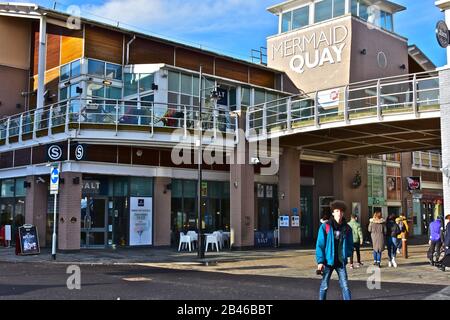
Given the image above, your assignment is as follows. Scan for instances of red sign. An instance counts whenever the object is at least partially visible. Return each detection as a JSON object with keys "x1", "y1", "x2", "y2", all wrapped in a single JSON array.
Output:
[{"x1": 406, "y1": 177, "x2": 421, "y2": 191}]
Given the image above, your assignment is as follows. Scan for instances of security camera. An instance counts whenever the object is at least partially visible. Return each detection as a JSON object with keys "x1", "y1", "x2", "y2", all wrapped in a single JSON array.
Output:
[{"x1": 36, "y1": 177, "x2": 46, "y2": 184}]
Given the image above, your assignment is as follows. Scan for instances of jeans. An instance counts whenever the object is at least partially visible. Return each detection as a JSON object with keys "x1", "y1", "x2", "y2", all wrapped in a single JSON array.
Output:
[
  {"x1": 387, "y1": 237, "x2": 399, "y2": 261},
  {"x1": 427, "y1": 240, "x2": 442, "y2": 261},
  {"x1": 350, "y1": 242, "x2": 361, "y2": 264},
  {"x1": 319, "y1": 266, "x2": 352, "y2": 300},
  {"x1": 373, "y1": 250, "x2": 382, "y2": 262}
]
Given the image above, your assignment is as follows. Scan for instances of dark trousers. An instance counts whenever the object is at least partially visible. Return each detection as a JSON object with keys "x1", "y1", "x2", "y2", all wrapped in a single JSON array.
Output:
[
  {"x1": 427, "y1": 240, "x2": 442, "y2": 261},
  {"x1": 350, "y1": 242, "x2": 361, "y2": 264}
]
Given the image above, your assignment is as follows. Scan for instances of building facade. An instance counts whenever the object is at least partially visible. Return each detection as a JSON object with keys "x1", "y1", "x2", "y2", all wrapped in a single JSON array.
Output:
[{"x1": 0, "y1": 0, "x2": 444, "y2": 251}]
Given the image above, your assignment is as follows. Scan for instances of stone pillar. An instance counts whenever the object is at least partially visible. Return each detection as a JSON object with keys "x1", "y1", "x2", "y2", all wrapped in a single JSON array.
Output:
[
  {"x1": 153, "y1": 177, "x2": 171, "y2": 246},
  {"x1": 278, "y1": 148, "x2": 301, "y2": 245},
  {"x1": 25, "y1": 176, "x2": 48, "y2": 247},
  {"x1": 439, "y1": 68, "x2": 450, "y2": 218},
  {"x1": 58, "y1": 172, "x2": 82, "y2": 250}
]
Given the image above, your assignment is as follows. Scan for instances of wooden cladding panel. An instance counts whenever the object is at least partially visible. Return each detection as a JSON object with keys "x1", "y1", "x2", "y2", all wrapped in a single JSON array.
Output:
[
  {"x1": 46, "y1": 33, "x2": 61, "y2": 71},
  {"x1": 32, "y1": 146, "x2": 46, "y2": 164},
  {"x1": 215, "y1": 58, "x2": 249, "y2": 83},
  {"x1": 118, "y1": 146, "x2": 132, "y2": 164},
  {"x1": 249, "y1": 67, "x2": 275, "y2": 89},
  {"x1": 129, "y1": 37, "x2": 174, "y2": 65},
  {"x1": 32, "y1": 23, "x2": 39, "y2": 75},
  {"x1": 32, "y1": 68, "x2": 60, "y2": 91},
  {"x1": 60, "y1": 28, "x2": 83, "y2": 65},
  {"x1": 175, "y1": 48, "x2": 214, "y2": 74},
  {"x1": 82, "y1": 145, "x2": 117, "y2": 163},
  {"x1": 0, "y1": 151, "x2": 13, "y2": 169},
  {"x1": 14, "y1": 148, "x2": 31, "y2": 167},
  {"x1": 85, "y1": 26, "x2": 123, "y2": 64}
]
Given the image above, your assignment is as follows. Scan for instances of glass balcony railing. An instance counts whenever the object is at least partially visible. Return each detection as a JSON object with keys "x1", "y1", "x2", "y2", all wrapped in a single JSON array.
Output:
[
  {"x1": 247, "y1": 70, "x2": 441, "y2": 138},
  {"x1": 0, "y1": 98, "x2": 238, "y2": 145}
]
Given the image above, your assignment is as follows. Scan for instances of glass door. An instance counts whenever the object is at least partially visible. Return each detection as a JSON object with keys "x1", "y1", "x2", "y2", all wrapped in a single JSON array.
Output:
[{"x1": 81, "y1": 197, "x2": 108, "y2": 248}]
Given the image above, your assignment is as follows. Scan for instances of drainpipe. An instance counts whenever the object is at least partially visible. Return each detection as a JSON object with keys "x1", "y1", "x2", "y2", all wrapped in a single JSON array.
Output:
[
  {"x1": 37, "y1": 15, "x2": 47, "y2": 110},
  {"x1": 126, "y1": 35, "x2": 136, "y2": 65}
]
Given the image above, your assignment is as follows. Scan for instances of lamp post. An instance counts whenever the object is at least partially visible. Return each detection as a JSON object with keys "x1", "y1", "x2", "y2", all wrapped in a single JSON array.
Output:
[{"x1": 197, "y1": 66, "x2": 221, "y2": 259}]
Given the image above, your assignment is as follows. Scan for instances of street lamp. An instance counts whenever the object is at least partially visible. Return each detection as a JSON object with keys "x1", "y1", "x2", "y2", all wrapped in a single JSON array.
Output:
[{"x1": 197, "y1": 65, "x2": 221, "y2": 259}]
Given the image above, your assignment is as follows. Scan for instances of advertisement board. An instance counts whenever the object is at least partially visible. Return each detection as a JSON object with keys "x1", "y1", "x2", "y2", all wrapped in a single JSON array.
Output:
[{"x1": 129, "y1": 197, "x2": 153, "y2": 246}]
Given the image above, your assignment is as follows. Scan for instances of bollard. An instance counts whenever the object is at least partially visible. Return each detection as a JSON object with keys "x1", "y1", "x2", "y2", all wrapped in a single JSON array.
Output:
[{"x1": 402, "y1": 238, "x2": 408, "y2": 259}]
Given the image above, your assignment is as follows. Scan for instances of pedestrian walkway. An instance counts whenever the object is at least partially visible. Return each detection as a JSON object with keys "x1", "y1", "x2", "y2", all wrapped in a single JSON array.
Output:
[{"x1": 1, "y1": 244, "x2": 448, "y2": 288}]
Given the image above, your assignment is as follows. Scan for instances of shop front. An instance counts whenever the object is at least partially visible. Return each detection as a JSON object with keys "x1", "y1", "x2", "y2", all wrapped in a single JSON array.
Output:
[
  {"x1": 79, "y1": 175, "x2": 153, "y2": 248},
  {"x1": 0, "y1": 178, "x2": 26, "y2": 246}
]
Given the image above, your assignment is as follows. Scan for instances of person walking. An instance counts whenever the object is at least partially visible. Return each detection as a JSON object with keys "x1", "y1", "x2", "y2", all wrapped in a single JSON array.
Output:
[
  {"x1": 368, "y1": 211, "x2": 386, "y2": 268},
  {"x1": 348, "y1": 214, "x2": 364, "y2": 269},
  {"x1": 396, "y1": 213, "x2": 409, "y2": 254},
  {"x1": 428, "y1": 218, "x2": 443, "y2": 266},
  {"x1": 316, "y1": 200, "x2": 353, "y2": 300},
  {"x1": 386, "y1": 214, "x2": 401, "y2": 268},
  {"x1": 437, "y1": 214, "x2": 450, "y2": 271}
]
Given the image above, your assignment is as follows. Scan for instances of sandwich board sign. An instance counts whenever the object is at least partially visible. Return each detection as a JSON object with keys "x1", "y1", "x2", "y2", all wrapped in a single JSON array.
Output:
[{"x1": 18, "y1": 225, "x2": 40, "y2": 255}]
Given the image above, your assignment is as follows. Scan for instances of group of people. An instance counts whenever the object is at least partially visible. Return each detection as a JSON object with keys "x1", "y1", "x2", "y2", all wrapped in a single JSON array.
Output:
[
  {"x1": 427, "y1": 213, "x2": 450, "y2": 271},
  {"x1": 368, "y1": 212, "x2": 408, "y2": 268},
  {"x1": 314, "y1": 200, "x2": 424, "y2": 301}
]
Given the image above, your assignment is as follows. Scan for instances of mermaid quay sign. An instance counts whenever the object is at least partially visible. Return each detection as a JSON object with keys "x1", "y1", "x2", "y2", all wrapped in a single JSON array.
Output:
[{"x1": 271, "y1": 25, "x2": 349, "y2": 74}]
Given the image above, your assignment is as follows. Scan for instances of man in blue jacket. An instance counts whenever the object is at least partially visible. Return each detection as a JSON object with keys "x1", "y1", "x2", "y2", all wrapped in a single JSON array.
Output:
[{"x1": 316, "y1": 200, "x2": 354, "y2": 300}]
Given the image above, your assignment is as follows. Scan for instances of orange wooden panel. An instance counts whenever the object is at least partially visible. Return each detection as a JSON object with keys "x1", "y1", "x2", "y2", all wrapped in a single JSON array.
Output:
[
  {"x1": 249, "y1": 67, "x2": 275, "y2": 89},
  {"x1": 175, "y1": 48, "x2": 214, "y2": 74},
  {"x1": 129, "y1": 37, "x2": 174, "y2": 65},
  {"x1": 85, "y1": 25, "x2": 123, "y2": 64},
  {"x1": 46, "y1": 33, "x2": 61, "y2": 71},
  {"x1": 215, "y1": 58, "x2": 249, "y2": 83},
  {"x1": 60, "y1": 28, "x2": 83, "y2": 65}
]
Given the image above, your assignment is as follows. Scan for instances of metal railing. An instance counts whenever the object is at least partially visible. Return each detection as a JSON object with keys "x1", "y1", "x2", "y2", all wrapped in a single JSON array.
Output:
[
  {"x1": 412, "y1": 151, "x2": 442, "y2": 169},
  {"x1": 0, "y1": 98, "x2": 238, "y2": 145},
  {"x1": 247, "y1": 70, "x2": 440, "y2": 137}
]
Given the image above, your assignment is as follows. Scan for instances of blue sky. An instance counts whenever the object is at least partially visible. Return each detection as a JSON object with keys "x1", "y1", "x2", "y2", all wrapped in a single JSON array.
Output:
[{"x1": 28, "y1": 0, "x2": 447, "y2": 66}]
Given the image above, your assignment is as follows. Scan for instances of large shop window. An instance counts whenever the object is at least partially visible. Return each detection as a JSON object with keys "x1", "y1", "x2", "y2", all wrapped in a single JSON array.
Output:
[
  {"x1": 171, "y1": 180, "x2": 230, "y2": 246},
  {"x1": 0, "y1": 178, "x2": 26, "y2": 245}
]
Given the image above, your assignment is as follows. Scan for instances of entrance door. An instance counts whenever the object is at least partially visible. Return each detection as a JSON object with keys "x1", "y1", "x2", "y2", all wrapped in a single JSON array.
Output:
[{"x1": 81, "y1": 197, "x2": 108, "y2": 248}]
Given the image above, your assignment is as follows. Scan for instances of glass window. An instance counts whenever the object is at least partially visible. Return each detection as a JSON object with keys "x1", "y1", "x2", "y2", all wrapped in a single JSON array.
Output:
[
  {"x1": 282, "y1": 11, "x2": 292, "y2": 32},
  {"x1": 70, "y1": 84, "x2": 82, "y2": 98},
  {"x1": 359, "y1": 1, "x2": 369, "y2": 20},
  {"x1": 59, "y1": 87, "x2": 68, "y2": 100},
  {"x1": 71, "y1": 60, "x2": 81, "y2": 78},
  {"x1": 130, "y1": 177, "x2": 153, "y2": 197},
  {"x1": 254, "y1": 90, "x2": 266, "y2": 105},
  {"x1": 124, "y1": 74, "x2": 138, "y2": 97},
  {"x1": 384, "y1": 12, "x2": 393, "y2": 31},
  {"x1": 181, "y1": 74, "x2": 192, "y2": 95},
  {"x1": 183, "y1": 180, "x2": 197, "y2": 198},
  {"x1": 60, "y1": 64, "x2": 70, "y2": 81},
  {"x1": 315, "y1": 0, "x2": 332, "y2": 23},
  {"x1": 292, "y1": 6, "x2": 309, "y2": 30},
  {"x1": 168, "y1": 71, "x2": 180, "y2": 92},
  {"x1": 87, "y1": 83, "x2": 104, "y2": 98},
  {"x1": 88, "y1": 60, "x2": 106, "y2": 77},
  {"x1": 114, "y1": 177, "x2": 128, "y2": 197},
  {"x1": 171, "y1": 180, "x2": 183, "y2": 198},
  {"x1": 241, "y1": 87, "x2": 251, "y2": 106},
  {"x1": 15, "y1": 178, "x2": 25, "y2": 197},
  {"x1": 139, "y1": 74, "x2": 153, "y2": 93},
  {"x1": 106, "y1": 63, "x2": 122, "y2": 80},
  {"x1": 105, "y1": 86, "x2": 122, "y2": 100},
  {"x1": 193, "y1": 76, "x2": 199, "y2": 97},
  {"x1": 351, "y1": 0, "x2": 358, "y2": 15},
  {"x1": 1, "y1": 179, "x2": 15, "y2": 198},
  {"x1": 333, "y1": 0, "x2": 346, "y2": 17}
]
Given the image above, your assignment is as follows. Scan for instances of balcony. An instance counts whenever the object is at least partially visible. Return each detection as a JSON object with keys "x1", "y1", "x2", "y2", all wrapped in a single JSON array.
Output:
[
  {"x1": 247, "y1": 70, "x2": 440, "y2": 140},
  {"x1": 0, "y1": 98, "x2": 238, "y2": 150}
]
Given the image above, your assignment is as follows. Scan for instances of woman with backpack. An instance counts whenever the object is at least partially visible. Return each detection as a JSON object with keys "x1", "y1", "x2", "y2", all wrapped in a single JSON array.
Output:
[
  {"x1": 368, "y1": 211, "x2": 386, "y2": 268},
  {"x1": 386, "y1": 214, "x2": 401, "y2": 268}
]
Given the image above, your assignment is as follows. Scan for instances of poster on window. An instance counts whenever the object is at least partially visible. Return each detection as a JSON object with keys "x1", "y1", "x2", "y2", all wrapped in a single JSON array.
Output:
[
  {"x1": 129, "y1": 197, "x2": 153, "y2": 246},
  {"x1": 257, "y1": 184, "x2": 265, "y2": 198},
  {"x1": 266, "y1": 185, "x2": 273, "y2": 198}
]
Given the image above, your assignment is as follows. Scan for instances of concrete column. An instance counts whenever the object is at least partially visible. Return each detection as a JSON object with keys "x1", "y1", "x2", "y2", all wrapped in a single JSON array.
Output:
[
  {"x1": 25, "y1": 176, "x2": 48, "y2": 247},
  {"x1": 278, "y1": 148, "x2": 301, "y2": 245},
  {"x1": 58, "y1": 172, "x2": 82, "y2": 250},
  {"x1": 439, "y1": 68, "x2": 450, "y2": 219},
  {"x1": 37, "y1": 16, "x2": 47, "y2": 110},
  {"x1": 153, "y1": 177, "x2": 171, "y2": 246}
]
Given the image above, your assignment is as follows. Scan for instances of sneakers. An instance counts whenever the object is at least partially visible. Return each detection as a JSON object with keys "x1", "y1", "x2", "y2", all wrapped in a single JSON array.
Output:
[
  {"x1": 392, "y1": 259, "x2": 398, "y2": 268},
  {"x1": 355, "y1": 263, "x2": 361, "y2": 268},
  {"x1": 397, "y1": 249, "x2": 401, "y2": 254},
  {"x1": 350, "y1": 264, "x2": 354, "y2": 269},
  {"x1": 388, "y1": 261, "x2": 392, "y2": 268}
]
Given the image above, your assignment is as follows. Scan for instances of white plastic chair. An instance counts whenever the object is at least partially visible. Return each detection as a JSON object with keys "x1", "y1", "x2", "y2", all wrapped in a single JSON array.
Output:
[
  {"x1": 186, "y1": 231, "x2": 198, "y2": 249},
  {"x1": 178, "y1": 232, "x2": 192, "y2": 252},
  {"x1": 213, "y1": 231, "x2": 224, "y2": 249},
  {"x1": 205, "y1": 234, "x2": 220, "y2": 252}
]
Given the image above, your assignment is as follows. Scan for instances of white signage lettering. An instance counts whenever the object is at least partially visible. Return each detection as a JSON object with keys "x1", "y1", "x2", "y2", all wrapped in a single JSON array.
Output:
[{"x1": 273, "y1": 25, "x2": 349, "y2": 74}]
